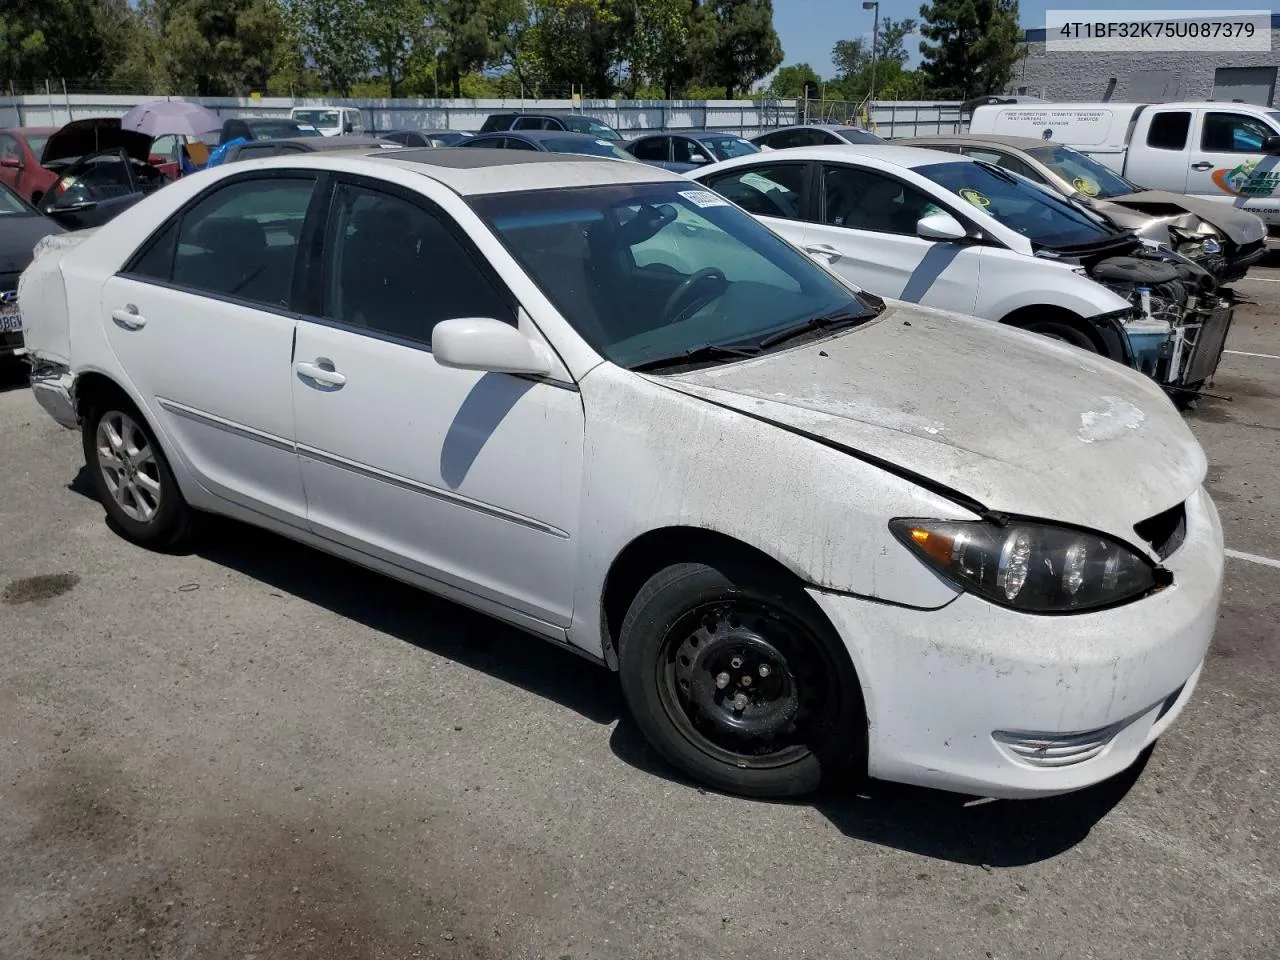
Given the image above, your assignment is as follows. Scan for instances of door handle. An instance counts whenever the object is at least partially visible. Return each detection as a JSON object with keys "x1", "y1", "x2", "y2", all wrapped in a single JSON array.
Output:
[
  {"x1": 805, "y1": 243, "x2": 842, "y2": 261},
  {"x1": 110, "y1": 305, "x2": 146, "y2": 330},
  {"x1": 295, "y1": 359, "x2": 347, "y2": 387},
  {"x1": 1190, "y1": 161, "x2": 1213, "y2": 171}
]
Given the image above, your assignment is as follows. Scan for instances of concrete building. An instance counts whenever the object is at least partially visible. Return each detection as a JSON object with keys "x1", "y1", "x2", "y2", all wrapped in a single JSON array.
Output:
[{"x1": 1010, "y1": 14, "x2": 1280, "y2": 105}]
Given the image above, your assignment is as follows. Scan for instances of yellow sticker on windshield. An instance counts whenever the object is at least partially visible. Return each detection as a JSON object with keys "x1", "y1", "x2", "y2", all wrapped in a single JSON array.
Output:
[
  {"x1": 1073, "y1": 176, "x2": 1100, "y2": 197},
  {"x1": 958, "y1": 188, "x2": 990, "y2": 209}
]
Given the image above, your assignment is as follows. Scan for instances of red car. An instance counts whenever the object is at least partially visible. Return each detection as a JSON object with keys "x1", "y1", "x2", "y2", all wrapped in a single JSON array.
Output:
[{"x1": 0, "y1": 127, "x2": 60, "y2": 206}]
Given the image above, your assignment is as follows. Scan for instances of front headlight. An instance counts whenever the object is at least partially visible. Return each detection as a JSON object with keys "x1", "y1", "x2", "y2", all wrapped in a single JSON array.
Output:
[{"x1": 889, "y1": 519, "x2": 1161, "y2": 612}]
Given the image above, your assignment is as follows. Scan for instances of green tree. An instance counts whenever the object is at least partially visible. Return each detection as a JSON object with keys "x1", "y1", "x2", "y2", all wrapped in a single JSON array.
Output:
[
  {"x1": 436, "y1": 0, "x2": 528, "y2": 97},
  {"x1": 628, "y1": 0, "x2": 688, "y2": 96},
  {"x1": 522, "y1": 0, "x2": 624, "y2": 97},
  {"x1": 767, "y1": 62, "x2": 820, "y2": 98},
  {"x1": 918, "y1": 0, "x2": 1021, "y2": 99},
  {"x1": 0, "y1": 0, "x2": 117, "y2": 91},
  {"x1": 688, "y1": 0, "x2": 781, "y2": 98},
  {"x1": 290, "y1": 0, "x2": 370, "y2": 96},
  {"x1": 158, "y1": 0, "x2": 282, "y2": 96},
  {"x1": 364, "y1": 0, "x2": 431, "y2": 97},
  {"x1": 830, "y1": 37, "x2": 866, "y2": 80},
  {"x1": 875, "y1": 16, "x2": 916, "y2": 64}
]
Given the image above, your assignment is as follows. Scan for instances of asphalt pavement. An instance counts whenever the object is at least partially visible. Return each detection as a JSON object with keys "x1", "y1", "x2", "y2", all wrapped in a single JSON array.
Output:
[{"x1": 1, "y1": 265, "x2": 1278, "y2": 959}]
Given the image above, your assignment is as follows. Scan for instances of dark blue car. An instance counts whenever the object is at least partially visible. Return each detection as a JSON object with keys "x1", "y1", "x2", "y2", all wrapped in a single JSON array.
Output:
[{"x1": 624, "y1": 131, "x2": 761, "y2": 172}]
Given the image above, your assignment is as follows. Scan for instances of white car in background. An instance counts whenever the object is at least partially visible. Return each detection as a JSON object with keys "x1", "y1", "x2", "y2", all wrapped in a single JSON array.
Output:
[
  {"x1": 690, "y1": 145, "x2": 1234, "y2": 392},
  {"x1": 20, "y1": 150, "x2": 1221, "y2": 801}
]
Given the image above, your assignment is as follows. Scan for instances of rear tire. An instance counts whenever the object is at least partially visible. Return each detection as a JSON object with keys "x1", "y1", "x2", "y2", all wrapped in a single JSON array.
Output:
[
  {"x1": 81, "y1": 398, "x2": 192, "y2": 549},
  {"x1": 617, "y1": 560, "x2": 864, "y2": 798}
]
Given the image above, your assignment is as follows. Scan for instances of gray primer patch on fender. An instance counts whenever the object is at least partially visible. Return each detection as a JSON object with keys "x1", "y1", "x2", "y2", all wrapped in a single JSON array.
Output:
[{"x1": 1078, "y1": 396, "x2": 1145, "y2": 443}]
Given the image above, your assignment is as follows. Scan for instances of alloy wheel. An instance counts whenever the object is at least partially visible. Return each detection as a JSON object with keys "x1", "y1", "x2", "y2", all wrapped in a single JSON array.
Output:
[{"x1": 95, "y1": 411, "x2": 162, "y2": 523}]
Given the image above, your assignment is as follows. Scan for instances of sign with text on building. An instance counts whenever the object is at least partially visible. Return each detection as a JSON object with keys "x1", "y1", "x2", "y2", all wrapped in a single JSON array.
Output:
[{"x1": 1046, "y1": 10, "x2": 1271, "y2": 52}]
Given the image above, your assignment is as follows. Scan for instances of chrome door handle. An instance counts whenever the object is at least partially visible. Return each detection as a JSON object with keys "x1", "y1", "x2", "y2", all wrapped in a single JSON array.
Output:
[
  {"x1": 1190, "y1": 161, "x2": 1213, "y2": 171},
  {"x1": 804, "y1": 243, "x2": 842, "y2": 261},
  {"x1": 110, "y1": 305, "x2": 146, "y2": 330},
  {"x1": 295, "y1": 359, "x2": 347, "y2": 387}
]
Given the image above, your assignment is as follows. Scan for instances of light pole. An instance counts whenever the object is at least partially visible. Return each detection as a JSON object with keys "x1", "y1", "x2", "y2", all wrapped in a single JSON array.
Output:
[{"x1": 863, "y1": 1, "x2": 880, "y2": 122}]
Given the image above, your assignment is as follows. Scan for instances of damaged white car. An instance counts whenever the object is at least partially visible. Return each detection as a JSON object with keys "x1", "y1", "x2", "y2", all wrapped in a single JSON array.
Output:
[
  {"x1": 21, "y1": 150, "x2": 1222, "y2": 800},
  {"x1": 692, "y1": 145, "x2": 1234, "y2": 398}
]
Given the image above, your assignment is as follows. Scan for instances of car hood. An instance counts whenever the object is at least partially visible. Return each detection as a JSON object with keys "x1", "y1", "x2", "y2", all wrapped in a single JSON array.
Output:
[
  {"x1": 1100, "y1": 190, "x2": 1267, "y2": 245},
  {"x1": 661, "y1": 301, "x2": 1205, "y2": 549},
  {"x1": 0, "y1": 215, "x2": 63, "y2": 274},
  {"x1": 41, "y1": 118, "x2": 153, "y2": 165}
]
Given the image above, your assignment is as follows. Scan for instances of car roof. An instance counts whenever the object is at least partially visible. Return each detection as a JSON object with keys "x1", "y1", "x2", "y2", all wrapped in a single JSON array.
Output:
[
  {"x1": 499, "y1": 129, "x2": 608, "y2": 142},
  {"x1": 760, "y1": 124, "x2": 872, "y2": 134},
  {"x1": 249, "y1": 147, "x2": 679, "y2": 195},
  {"x1": 897, "y1": 133, "x2": 1053, "y2": 152},
  {"x1": 709, "y1": 143, "x2": 970, "y2": 170}
]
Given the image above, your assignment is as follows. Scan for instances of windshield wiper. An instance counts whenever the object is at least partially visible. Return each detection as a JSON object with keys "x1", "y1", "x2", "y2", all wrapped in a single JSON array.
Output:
[
  {"x1": 631, "y1": 342, "x2": 762, "y2": 373},
  {"x1": 757, "y1": 310, "x2": 866, "y2": 350},
  {"x1": 973, "y1": 159, "x2": 1018, "y2": 185}
]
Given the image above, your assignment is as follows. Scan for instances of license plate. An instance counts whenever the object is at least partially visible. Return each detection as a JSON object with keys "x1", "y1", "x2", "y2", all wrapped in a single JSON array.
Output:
[{"x1": 0, "y1": 299, "x2": 21, "y2": 334}]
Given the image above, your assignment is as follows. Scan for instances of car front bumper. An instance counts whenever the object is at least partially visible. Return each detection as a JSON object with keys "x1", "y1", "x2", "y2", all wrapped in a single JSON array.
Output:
[{"x1": 809, "y1": 486, "x2": 1223, "y2": 799}]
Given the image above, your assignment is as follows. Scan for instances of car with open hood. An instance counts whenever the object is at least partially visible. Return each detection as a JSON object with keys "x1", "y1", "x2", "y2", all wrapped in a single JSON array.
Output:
[
  {"x1": 19, "y1": 149, "x2": 1221, "y2": 801},
  {"x1": 691, "y1": 144, "x2": 1233, "y2": 396},
  {"x1": 34, "y1": 118, "x2": 167, "y2": 230},
  {"x1": 895, "y1": 134, "x2": 1267, "y2": 283}
]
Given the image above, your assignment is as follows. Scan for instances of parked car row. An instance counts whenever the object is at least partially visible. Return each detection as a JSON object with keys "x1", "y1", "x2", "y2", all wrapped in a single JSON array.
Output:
[{"x1": 16, "y1": 140, "x2": 1226, "y2": 806}]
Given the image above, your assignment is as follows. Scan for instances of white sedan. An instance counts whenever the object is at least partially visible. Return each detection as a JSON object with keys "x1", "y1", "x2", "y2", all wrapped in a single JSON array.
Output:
[
  {"x1": 21, "y1": 149, "x2": 1221, "y2": 800},
  {"x1": 688, "y1": 144, "x2": 1234, "y2": 389}
]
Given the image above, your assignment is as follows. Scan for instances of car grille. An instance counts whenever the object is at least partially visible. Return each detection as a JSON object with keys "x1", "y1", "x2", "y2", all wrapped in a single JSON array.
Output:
[{"x1": 1133, "y1": 501, "x2": 1187, "y2": 560}]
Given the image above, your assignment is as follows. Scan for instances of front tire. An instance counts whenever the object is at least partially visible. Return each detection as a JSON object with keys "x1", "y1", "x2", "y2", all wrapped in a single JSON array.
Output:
[
  {"x1": 617, "y1": 561, "x2": 864, "y2": 798},
  {"x1": 1022, "y1": 319, "x2": 1099, "y2": 352},
  {"x1": 82, "y1": 400, "x2": 192, "y2": 549}
]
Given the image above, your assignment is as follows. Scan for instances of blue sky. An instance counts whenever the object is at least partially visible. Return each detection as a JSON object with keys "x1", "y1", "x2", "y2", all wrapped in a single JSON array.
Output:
[{"x1": 772, "y1": 0, "x2": 1259, "y2": 77}]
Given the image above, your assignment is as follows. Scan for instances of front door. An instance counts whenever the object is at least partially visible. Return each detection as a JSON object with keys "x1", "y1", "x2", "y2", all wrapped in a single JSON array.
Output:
[
  {"x1": 102, "y1": 172, "x2": 319, "y2": 524},
  {"x1": 698, "y1": 160, "x2": 810, "y2": 249},
  {"x1": 291, "y1": 178, "x2": 585, "y2": 629},
  {"x1": 804, "y1": 162, "x2": 981, "y2": 315},
  {"x1": 1185, "y1": 108, "x2": 1280, "y2": 218}
]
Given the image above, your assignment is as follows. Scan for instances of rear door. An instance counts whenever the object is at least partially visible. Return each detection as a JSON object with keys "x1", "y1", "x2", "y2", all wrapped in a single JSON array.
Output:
[
  {"x1": 101, "y1": 170, "x2": 319, "y2": 524},
  {"x1": 802, "y1": 161, "x2": 981, "y2": 314},
  {"x1": 629, "y1": 136, "x2": 672, "y2": 168},
  {"x1": 698, "y1": 160, "x2": 810, "y2": 248}
]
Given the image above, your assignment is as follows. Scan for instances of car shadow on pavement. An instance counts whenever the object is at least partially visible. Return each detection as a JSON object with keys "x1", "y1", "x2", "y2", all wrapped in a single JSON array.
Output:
[
  {"x1": 609, "y1": 715, "x2": 1148, "y2": 868},
  {"x1": 0, "y1": 359, "x2": 29, "y2": 392},
  {"x1": 67, "y1": 467, "x2": 623, "y2": 727}
]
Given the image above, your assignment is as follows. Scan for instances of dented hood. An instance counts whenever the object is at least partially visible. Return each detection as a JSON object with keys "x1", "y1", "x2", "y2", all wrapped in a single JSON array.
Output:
[
  {"x1": 1101, "y1": 190, "x2": 1267, "y2": 245},
  {"x1": 664, "y1": 302, "x2": 1205, "y2": 546}
]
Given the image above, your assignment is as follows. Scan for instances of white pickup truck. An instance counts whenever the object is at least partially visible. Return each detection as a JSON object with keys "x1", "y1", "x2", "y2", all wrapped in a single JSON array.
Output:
[{"x1": 970, "y1": 101, "x2": 1280, "y2": 228}]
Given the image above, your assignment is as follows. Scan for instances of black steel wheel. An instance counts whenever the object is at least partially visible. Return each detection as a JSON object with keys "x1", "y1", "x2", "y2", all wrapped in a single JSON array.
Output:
[{"x1": 618, "y1": 560, "x2": 864, "y2": 797}]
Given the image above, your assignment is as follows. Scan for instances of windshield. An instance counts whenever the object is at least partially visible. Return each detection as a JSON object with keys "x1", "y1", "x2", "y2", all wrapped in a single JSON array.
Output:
[
  {"x1": 1028, "y1": 144, "x2": 1136, "y2": 199},
  {"x1": 704, "y1": 136, "x2": 760, "y2": 160},
  {"x1": 562, "y1": 116, "x2": 621, "y2": 140},
  {"x1": 544, "y1": 137, "x2": 634, "y2": 160},
  {"x1": 918, "y1": 160, "x2": 1120, "y2": 249},
  {"x1": 469, "y1": 183, "x2": 874, "y2": 369},
  {"x1": 292, "y1": 109, "x2": 340, "y2": 129},
  {"x1": 836, "y1": 127, "x2": 885, "y2": 144},
  {"x1": 250, "y1": 120, "x2": 322, "y2": 140}
]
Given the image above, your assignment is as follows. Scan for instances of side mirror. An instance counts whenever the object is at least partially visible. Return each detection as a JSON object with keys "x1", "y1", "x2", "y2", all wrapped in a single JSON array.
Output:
[
  {"x1": 689, "y1": 153, "x2": 709, "y2": 164},
  {"x1": 916, "y1": 212, "x2": 968, "y2": 242},
  {"x1": 432, "y1": 317, "x2": 552, "y2": 376},
  {"x1": 0, "y1": 156, "x2": 21, "y2": 169},
  {"x1": 1262, "y1": 135, "x2": 1280, "y2": 155}
]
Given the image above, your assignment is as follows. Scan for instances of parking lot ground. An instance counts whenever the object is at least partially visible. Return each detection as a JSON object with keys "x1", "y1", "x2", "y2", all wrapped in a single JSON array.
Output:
[{"x1": 1, "y1": 272, "x2": 1279, "y2": 960}]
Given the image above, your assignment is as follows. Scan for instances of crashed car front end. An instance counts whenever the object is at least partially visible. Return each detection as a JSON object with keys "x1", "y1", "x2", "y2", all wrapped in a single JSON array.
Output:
[
  {"x1": 1076, "y1": 246, "x2": 1233, "y2": 392},
  {"x1": 1091, "y1": 194, "x2": 1267, "y2": 285}
]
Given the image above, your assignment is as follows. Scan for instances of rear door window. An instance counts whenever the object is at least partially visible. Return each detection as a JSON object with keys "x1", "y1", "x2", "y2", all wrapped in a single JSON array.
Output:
[
  {"x1": 630, "y1": 137, "x2": 669, "y2": 161},
  {"x1": 1147, "y1": 112, "x2": 1191, "y2": 150},
  {"x1": 701, "y1": 163, "x2": 806, "y2": 220},
  {"x1": 165, "y1": 176, "x2": 316, "y2": 307}
]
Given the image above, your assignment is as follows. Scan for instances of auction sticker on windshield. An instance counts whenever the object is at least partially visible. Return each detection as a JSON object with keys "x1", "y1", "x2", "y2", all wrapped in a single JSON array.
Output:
[
  {"x1": 1073, "y1": 176, "x2": 1101, "y2": 197},
  {"x1": 679, "y1": 189, "x2": 730, "y2": 208},
  {"x1": 959, "y1": 188, "x2": 991, "y2": 209}
]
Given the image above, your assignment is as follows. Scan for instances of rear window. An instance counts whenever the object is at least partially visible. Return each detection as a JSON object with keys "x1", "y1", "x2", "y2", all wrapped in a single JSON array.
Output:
[{"x1": 543, "y1": 138, "x2": 633, "y2": 160}]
